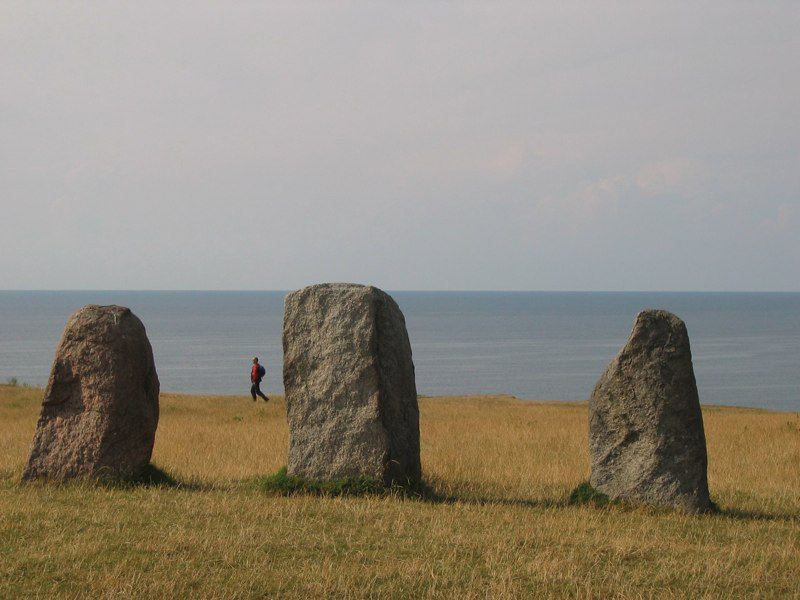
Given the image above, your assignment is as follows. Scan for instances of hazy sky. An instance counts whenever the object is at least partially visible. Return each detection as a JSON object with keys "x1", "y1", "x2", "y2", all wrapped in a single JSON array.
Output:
[{"x1": 2, "y1": 2, "x2": 798, "y2": 291}]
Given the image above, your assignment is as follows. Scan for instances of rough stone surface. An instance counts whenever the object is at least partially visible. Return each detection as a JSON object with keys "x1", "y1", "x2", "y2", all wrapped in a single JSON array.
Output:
[
  {"x1": 589, "y1": 309, "x2": 710, "y2": 513},
  {"x1": 22, "y1": 305, "x2": 160, "y2": 481},
  {"x1": 283, "y1": 283, "x2": 421, "y2": 485}
]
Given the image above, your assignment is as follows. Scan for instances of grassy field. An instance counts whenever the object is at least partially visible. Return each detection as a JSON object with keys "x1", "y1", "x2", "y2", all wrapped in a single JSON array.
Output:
[{"x1": 1, "y1": 384, "x2": 798, "y2": 598}]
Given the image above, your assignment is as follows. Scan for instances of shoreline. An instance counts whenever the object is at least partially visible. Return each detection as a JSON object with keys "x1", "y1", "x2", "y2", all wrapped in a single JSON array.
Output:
[{"x1": 2, "y1": 384, "x2": 796, "y2": 414}]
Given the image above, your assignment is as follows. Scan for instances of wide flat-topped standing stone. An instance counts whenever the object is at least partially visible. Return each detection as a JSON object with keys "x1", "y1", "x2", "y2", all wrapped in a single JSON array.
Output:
[
  {"x1": 589, "y1": 309, "x2": 710, "y2": 513},
  {"x1": 23, "y1": 305, "x2": 159, "y2": 481},
  {"x1": 283, "y1": 283, "x2": 421, "y2": 485}
]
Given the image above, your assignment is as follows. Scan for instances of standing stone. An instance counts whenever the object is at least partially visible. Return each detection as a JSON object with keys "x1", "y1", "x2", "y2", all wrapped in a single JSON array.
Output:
[
  {"x1": 589, "y1": 309, "x2": 710, "y2": 513},
  {"x1": 22, "y1": 305, "x2": 159, "y2": 481},
  {"x1": 283, "y1": 283, "x2": 421, "y2": 485}
]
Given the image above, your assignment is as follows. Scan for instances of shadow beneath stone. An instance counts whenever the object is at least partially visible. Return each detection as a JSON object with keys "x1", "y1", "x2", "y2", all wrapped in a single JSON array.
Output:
[
  {"x1": 714, "y1": 507, "x2": 799, "y2": 523},
  {"x1": 251, "y1": 472, "x2": 567, "y2": 509},
  {"x1": 264, "y1": 475, "x2": 567, "y2": 509},
  {"x1": 564, "y1": 484, "x2": 798, "y2": 522},
  {"x1": 413, "y1": 489, "x2": 565, "y2": 510},
  {"x1": 94, "y1": 464, "x2": 212, "y2": 491}
]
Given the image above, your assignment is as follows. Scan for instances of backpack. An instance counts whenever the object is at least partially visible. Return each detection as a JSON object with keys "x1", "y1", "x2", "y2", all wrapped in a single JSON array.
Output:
[{"x1": 257, "y1": 364, "x2": 266, "y2": 378}]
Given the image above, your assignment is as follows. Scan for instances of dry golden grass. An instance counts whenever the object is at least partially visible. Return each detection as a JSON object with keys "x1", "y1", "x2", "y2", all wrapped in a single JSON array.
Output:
[{"x1": 1, "y1": 384, "x2": 799, "y2": 598}]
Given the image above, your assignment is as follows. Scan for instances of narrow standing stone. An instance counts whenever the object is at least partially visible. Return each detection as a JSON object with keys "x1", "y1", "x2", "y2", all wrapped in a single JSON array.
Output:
[
  {"x1": 589, "y1": 309, "x2": 710, "y2": 513},
  {"x1": 283, "y1": 283, "x2": 421, "y2": 485},
  {"x1": 22, "y1": 305, "x2": 160, "y2": 481}
]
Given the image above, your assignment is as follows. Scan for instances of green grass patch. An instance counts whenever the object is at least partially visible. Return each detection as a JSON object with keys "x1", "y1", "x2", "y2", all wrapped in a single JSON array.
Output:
[
  {"x1": 253, "y1": 466, "x2": 426, "y2": 498},
  {"x1": 568, "y1": 481, "x2": 610, "y2": 507}
]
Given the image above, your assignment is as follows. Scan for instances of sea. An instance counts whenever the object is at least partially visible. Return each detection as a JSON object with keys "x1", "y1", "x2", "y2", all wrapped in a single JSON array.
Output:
[{"x1": 0, "y1": 291, "x2": 798, "y2": 412}]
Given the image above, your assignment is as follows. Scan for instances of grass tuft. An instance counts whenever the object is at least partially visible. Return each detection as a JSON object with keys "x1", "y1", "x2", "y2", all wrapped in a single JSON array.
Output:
[
  {"x1": 568, "y1": 481, "x2": 610, "y2": 506},
  {"x1": 253, "y1": 466, "x2": 392, "y2": 497}
]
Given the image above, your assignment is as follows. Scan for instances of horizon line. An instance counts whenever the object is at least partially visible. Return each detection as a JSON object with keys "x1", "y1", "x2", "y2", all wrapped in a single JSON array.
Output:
[{"x1": 1, "y1": 288, "x2": 799, "y2": 294}]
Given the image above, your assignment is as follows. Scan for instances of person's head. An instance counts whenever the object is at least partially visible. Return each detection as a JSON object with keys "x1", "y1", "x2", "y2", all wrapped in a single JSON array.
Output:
[{"x1": 253, "y1": 357, "x2": 259, "y2": 364}]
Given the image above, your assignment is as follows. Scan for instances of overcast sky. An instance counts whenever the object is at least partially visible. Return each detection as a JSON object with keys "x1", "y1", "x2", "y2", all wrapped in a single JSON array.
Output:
[{"x1": 2, "y1": 2, "x2": 798, "y2": 291}]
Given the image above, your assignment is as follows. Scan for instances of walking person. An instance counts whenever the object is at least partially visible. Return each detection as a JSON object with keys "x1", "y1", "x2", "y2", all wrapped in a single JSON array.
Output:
[{"x1": 250, "y1": 357, "x2": 269, "y2": 402}]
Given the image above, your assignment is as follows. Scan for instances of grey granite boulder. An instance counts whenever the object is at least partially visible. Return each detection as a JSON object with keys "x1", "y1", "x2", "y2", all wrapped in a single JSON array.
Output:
[
  {"x1": 589, "y1": 309, "x2": 710, "y2": 513},
  {"x1": 283, "y1": 283, "x2": 421, "y2": 485},
  {"x1": 22, "y1": 305, "x2": 160, "y2": 481}
]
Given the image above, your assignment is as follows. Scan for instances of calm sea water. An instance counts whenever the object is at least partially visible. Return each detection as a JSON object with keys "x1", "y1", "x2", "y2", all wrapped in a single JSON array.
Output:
[{"x1": 0, "y1": 291, "x2": 798, "y2": 412}]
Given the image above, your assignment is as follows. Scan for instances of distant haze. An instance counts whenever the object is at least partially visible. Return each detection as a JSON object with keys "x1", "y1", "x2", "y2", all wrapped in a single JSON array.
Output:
[{"x1": 2, "y1": 2, "x2": 798, "y2": 291}]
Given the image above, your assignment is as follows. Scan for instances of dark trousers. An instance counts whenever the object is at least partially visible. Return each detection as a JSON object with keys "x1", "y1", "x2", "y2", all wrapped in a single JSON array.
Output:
[{"x1": 251, "y1": 381, "x2": 268, "y2": 401}]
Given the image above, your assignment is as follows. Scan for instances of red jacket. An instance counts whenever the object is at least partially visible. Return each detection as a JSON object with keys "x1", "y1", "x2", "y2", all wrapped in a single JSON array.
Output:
[{"x1": 251, "y1": 364, "x2": 260, "y2": 383}]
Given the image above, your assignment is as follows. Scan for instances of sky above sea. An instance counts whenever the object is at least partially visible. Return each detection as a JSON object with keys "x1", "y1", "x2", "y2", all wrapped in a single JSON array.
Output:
[{"x1": 1, "y1": 3, "x2": 798, "y2": 292}]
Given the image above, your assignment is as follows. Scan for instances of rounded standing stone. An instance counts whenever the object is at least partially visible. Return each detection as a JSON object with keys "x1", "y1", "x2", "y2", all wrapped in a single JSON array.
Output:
[
  {"x1": 22, "y1": 305, "x2": 160, "y2": 481},
  {"x1": 283, "y1": 283, "x2": 421, "y2": 485},
  {"x1": 588, "y1": 309, "x2": 710, "y2": 513}
]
